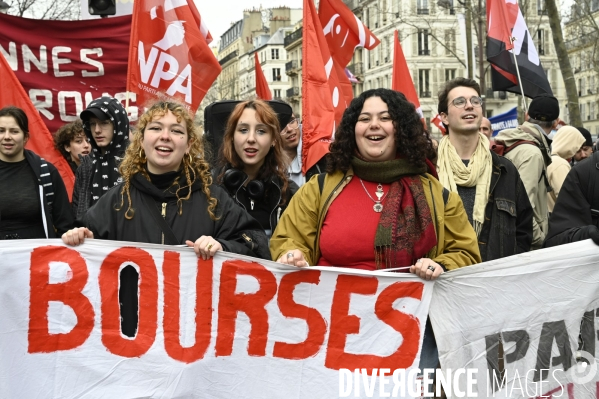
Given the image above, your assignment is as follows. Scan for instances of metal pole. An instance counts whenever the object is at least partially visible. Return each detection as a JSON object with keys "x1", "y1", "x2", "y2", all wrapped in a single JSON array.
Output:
[
  {"x1": 465, "y1": 0, "x2": 474, "y2": 78},
  {"x1": 511, "y1": 37, "x2": 528, "y2": 112},
  {"x1": 478, "y1": 0, "x2": 485, "y2": 113}
]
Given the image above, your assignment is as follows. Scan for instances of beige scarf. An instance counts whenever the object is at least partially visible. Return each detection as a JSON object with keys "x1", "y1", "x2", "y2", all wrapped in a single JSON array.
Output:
[{"x1": 437, "y1": 133, "x2": 492, "y2": 236}]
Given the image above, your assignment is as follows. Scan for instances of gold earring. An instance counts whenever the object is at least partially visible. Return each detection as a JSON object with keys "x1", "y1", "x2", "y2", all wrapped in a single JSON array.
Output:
[
  {"x1": 139, "y1": 149, "x2": 146, "y2": 161},
  {"x1": 187, "y1": 153, "x2": 193, "y2": 163}
]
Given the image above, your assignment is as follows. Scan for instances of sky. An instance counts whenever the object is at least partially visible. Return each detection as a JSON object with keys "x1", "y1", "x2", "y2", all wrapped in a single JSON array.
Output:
[{"x1": 196, "y1": 0, "x2": 304, "y2": 46}]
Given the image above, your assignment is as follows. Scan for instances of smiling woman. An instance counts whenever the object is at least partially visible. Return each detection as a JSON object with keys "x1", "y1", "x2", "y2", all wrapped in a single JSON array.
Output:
[{"x1": 215, "y1": 99, "x2": 299, "y2": 238}]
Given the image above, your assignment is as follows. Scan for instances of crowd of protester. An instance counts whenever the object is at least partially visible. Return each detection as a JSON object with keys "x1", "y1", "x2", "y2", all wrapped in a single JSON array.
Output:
[{"x1": 2, "y1": 80, "x2": 598, "y2": 389}]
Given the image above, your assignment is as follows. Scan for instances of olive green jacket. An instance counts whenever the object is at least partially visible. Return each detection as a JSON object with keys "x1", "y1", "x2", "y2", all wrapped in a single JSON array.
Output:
[{"x1": 270, "y1": 169, "x2": 482, "y2": 270}]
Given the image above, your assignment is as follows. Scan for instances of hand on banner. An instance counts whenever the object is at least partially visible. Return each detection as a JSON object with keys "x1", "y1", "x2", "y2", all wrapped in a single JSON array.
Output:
[
  {"x1": 61, "y1": 227, "x2": 94, "y2": 246},
  {"x1": 277, "y1": 249, "x2": 308, "y2": 267},
  {"x1": 186, "y1": 236, "x2": 222, "y2": 260},
  {"x1": 410, "y1": 258, "x2": 444, "y2": 280}
]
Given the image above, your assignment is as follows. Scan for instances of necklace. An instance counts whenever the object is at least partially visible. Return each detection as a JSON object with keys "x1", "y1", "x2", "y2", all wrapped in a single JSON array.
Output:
[{"x1": 359, "y1": 179, "x2": 387, "y2": 212}]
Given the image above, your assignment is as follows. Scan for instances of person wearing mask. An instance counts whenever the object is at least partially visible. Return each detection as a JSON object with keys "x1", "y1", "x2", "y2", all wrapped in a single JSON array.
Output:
[
  {"x1": 72, "y1": 96, "x2": 130, "y2": 219},
  {"x1": 436, "y1": 78, "x2": 533, "y2": 261},
  {"x1": 0, "y1": 106, "x2": 73, "y2": 239},
  {"x1": 216, "y1": 100, "x2": 299, "y2": 238},
  {"x1": 53, "y1": 119, "x2": 91, "y2": 173},
  {"x1": 494, "y1": 94, "x2": 556, "y2": 249},
  {"x1": 547, "y1": 126, "x2": 586, "y2": 213}
]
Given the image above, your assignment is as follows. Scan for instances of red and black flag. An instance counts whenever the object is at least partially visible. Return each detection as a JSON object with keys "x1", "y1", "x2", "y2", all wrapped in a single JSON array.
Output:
[{"x1": 486, "y1": 0, "x2": 552, "y2": 98}]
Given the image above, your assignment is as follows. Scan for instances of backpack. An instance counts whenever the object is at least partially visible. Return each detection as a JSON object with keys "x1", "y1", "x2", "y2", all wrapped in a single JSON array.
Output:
[{"x1": 491, "y1": 140, "x2": 538, "y2": 157}]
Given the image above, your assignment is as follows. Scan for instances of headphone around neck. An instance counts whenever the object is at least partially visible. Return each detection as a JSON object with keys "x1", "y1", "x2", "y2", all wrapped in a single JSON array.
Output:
[{"x1": 223, "y1": 168, "x2": 265, "y2": 202}]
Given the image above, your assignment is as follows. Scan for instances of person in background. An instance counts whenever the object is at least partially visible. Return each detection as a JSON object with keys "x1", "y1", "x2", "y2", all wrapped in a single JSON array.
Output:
[
  {"x1": 547, "y1": 126, "x2": 586, "y2": 213},
  {"x1": 494, "y1": 94, "x2": 556, "y2": 249},
  {"x1": 280, "y1": 111, "x2": 304, "y2": 187},
  {"x1": 571, "y1": 126, "x2": 593, "y2": 166},
  {"x1": 0, "y1": 106, "x2": 73, "y2": 239},
  {"x1": 53, "y1": 119, "x2": 91, "y2": 173},
  {"x1": 479, "y1": 117, "x2": 493, "y2": 139},
  {"x1": 216, "y1": 100, "x2": 298, "y2": 238},
  {"x1": 436, "y1": 78, "x2": 532, "y2": 261},
  {"x1": 72, "y1": 96, "x2": 130, "y2": 219}
]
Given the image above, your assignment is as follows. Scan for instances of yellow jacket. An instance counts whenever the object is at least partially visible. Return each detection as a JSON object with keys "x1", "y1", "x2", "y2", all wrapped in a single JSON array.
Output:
[{"x1": 270, "y1": 169, "x2": 481, "y2": 270}]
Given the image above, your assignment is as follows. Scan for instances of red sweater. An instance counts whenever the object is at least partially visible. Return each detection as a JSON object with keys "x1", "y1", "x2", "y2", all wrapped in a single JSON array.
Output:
[{"x1": 318, "y1": 178, "x2": 392, "y2": 270}]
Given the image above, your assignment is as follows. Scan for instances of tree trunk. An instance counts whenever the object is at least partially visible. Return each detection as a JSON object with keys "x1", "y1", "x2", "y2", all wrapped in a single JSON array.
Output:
[{"x1": 545, "y1": 0, "x2": 581, "y2": 125}]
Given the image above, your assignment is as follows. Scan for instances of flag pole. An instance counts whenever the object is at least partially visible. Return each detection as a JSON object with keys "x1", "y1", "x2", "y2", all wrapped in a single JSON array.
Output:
[{"x1": 510, "y1": 36, "x2": 528, "y2": 112}]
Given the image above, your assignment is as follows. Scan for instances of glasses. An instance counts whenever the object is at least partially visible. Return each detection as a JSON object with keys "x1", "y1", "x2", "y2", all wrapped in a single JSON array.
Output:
[
  {"x1": 281, "y1": 118, "x2": 299, "y2": 135},
  {"x1": 450, "y1": 96, "x2": 484, "y2": 108}
]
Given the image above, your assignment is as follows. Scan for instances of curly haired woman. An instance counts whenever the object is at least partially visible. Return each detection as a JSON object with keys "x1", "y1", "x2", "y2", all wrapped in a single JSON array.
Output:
[
  {"x1": 62, "y1": 100, "x2": 269, "y2": 260},
  {"x1": 271, "y1": 88, "x2": 480, "y2": 278},
  {"x1": 53, "y1": 119, "x2": 90, "y2": 173},
  {"x1": 215, "y1": 100, "x2": 298, "y2": 238}
]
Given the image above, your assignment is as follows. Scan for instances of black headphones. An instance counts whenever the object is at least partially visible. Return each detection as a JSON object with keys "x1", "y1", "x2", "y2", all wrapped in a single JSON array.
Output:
[{"x1": 223, "y1": 168, "x2": 265, "y2": 202}]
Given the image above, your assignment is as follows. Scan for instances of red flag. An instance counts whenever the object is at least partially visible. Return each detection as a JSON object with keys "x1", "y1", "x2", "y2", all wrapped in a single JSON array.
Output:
[
  {"x1": 0, "y1": 53, "x2": 75, "y2": 198},
  {"x1": 127, "y1": 0, "x2": 221, "y2": 112},
  {"x1": 486, "y1": 0, "x2": 552, "y2": 97},
  {"x1": 302, "y1": 0, "x2": 337, "y2": 173},
  {"x1": 391, "y1": 30, "x2": 423, "y2": 119},
  {"x1": 318, "y1": 0, "x2": 380, "y2": 137},
  {"x1": 432, "y1": 114, "x2": 447, "y2": 135},
  {"x1": 254, "y1": 52, "x2": 272, "y2": 101}
]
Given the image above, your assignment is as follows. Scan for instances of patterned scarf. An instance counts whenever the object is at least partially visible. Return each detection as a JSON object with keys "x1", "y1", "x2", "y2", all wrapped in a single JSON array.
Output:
[
  {"x1": 351, "y1": 157, "x2": 437, "y2": 269},
  {"x1": 437, "y1": 134, "x2": 491, "y2": 236}
]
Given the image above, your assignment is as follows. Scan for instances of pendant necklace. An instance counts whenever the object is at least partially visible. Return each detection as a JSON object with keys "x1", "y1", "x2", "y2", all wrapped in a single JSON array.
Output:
[{"x1": 359, "y1": 179, "x2": 387, "y2": 212}]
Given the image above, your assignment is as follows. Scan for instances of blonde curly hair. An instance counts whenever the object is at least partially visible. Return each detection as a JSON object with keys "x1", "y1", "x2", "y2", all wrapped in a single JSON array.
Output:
[{"x1": 117, "y1": 100, "x2": 218, "y2": 220}]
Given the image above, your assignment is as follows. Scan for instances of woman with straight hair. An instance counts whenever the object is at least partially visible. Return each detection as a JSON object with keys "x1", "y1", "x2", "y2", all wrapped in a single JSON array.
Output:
[
  {"x1": 0, "y1": 105, "x2": 73, "y2": 239},
  {"x1": 216, "y1": 99, "x2": 298, "y2": 238}
]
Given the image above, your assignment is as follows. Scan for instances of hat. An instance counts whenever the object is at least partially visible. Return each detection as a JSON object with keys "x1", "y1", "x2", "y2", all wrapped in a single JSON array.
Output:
[
  {"x1": 528, "y1": 94, "x2": 559, "y2": 122},
  {"x1": 80, "y1": 107, "x2": 109, "y2": 122},
  {"x1": 575, "y1": 126, "x2": 593, "y2": 147}
]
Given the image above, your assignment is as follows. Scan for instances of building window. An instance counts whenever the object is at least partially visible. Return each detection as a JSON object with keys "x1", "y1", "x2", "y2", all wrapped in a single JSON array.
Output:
[
  {"x1": 417, "y1": 0, "x2": 429, "y2": 14},
  {"x1": 536, "y1": 30, "x2": 545, "y2": 55},
  {"x1": 445, "y1": 69, "x2": 456, "y2": 81},
  {"x1": 274, "y1": 89, "x2": 281, "y2": 98},
  {"x1": 580, "y1": 103, "x2": 586, "y2": 121},
  {"x1": 418, "y1": 29, "x2": 430, "y2": 55},
  {"x1": 445, "y1": 30, "x2": 456, "y2": 55},
  {"x1": 271, "y1": 49, "x2": 279, "y2": 60},
  {"x1": 272, "y1": 68, "x2": 281, "y2": 81},
  {"x1": 537, "y1": 0, "x2": 547, "y2": 14},
  {"x1": 419, "y1": 69, "x2": 430, "y2": 97}
]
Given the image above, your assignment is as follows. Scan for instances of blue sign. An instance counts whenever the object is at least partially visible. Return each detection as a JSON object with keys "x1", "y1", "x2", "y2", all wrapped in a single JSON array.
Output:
[{"x1": 489, "y1": 107, "x2": 518, "y2": 137}]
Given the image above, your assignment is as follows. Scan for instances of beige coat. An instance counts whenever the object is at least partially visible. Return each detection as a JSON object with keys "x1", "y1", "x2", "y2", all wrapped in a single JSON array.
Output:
[
  {"x1": 494, "y1": 121, "x2": 552, "y2": 249},
  {"x1": 547, "y1": 126, "x2": 585, "y2": 212}
]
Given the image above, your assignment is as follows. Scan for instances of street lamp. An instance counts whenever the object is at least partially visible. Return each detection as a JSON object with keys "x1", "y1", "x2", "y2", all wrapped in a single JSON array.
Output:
[{"x1": 0, "y1": 0, "x2": 10, "y2": 14}]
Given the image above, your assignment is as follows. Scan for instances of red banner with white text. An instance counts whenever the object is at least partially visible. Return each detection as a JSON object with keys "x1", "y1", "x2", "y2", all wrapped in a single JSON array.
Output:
[
  {"x1": 0, "y1": 240, "x2": 431, "y2": 398},
  {"x1": 0, "y1": 13, "x2": 134, "y2": 135}
]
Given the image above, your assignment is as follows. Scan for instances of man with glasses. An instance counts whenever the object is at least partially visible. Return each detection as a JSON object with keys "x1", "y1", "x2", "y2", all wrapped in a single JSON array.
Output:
[
  {"x1": 494, "y1": 93, "x2": 556, "y2": 249},
  {"x1": 436, "y1": 78, "x2": 532, "y2": 261},
  {"x1": 280, "y1": 113, "x2": 304, "y2": 186}
]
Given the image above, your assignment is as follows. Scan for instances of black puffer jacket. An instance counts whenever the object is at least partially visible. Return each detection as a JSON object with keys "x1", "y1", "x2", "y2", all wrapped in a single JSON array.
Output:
[
  {"x1": 81, "y1": 173, "x2": 270, "y2": 259},
  {"x1": 544, "y1": 152, "x2": 599, "y2": 247}
]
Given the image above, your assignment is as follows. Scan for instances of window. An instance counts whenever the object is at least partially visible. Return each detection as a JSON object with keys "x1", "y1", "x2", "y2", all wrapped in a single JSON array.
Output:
[
  {"x1": 417, "y1": 0, "x2": 429, "y2": 14},
  {"x1": 580, "y1": 103, "x2": 586, "y2": 121},
  {"x1": 537, "y1": 0, "x2": 547, "y2": 14},
  {"x1": 588, "y1": 102, "x2": 592, "y2": 120},
  {"x1": 581, "y1": 78, "x2": 586, "y2": 96},
  {"x1": 591, "y1": 102, "x2": 596, "y2": 119},
  {"x1": 271, "y1": 49, "x2": 279, "y2": 60},
  {"x1": 445, "y1": 69, "x2": 456, "y2": 81},
  {"x1": 419, "y1": 69, "x2": 430, "y2": 97},
  {"x1": 578, "y1": 78, "x2": 583, "y2": 96},
  {"x1": 445, "y1": 30, "x2": 456, "y2": 55},
  {"x1": 274, "y1": 89, "x2": 281, "y2": 98},
  {"x1": 418, "y1": 29, "x2": 430, "y2": 55},
  {"x1": 593, "y1": 0, "x2": 599, "y2": 12},
  {"x1": 272, "y1": 68, "x2": 281, "y2": 81},
  {"x1": 536, "y1": 30, "x2": 545, "y2": 56}
]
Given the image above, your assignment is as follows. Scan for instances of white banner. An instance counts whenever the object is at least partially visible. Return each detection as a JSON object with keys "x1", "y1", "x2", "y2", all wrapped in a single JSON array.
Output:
[
  {"x1": 0, "y1": 239, "x2": 432, "y2": 398},
  {"x1": 431, "y1": 240, "x2": 599, "y2": 399}
]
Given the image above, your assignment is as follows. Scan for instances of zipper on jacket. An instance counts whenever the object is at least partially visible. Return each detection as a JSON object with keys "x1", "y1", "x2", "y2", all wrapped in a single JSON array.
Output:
[
  {"x1": 277, "y1": 207, "x2": 282, "y2": 222},
  {"x1": 242, "y1": 233, "x2": 255, "y2": 251},
  {"x1": 161, "y1": 202, "x2": 167, "y2": 245},
  {"x1": 250, "y1": 199, "x2": 255, "y2": 210}
]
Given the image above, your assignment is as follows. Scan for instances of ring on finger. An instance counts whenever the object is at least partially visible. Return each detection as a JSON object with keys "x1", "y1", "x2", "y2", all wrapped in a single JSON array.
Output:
[
  {"x1": 417, "y1": 258, "x2": 423, "y2": 263},
  {"x1": 287, "y1": 252, "x2": 294, "y2": 259},
  {"x1": 427, "y1": 265, "x2": 436, "y2": 272},
  {"x1": 206, "y1": 243, "x2": 213, "y2": 251}
]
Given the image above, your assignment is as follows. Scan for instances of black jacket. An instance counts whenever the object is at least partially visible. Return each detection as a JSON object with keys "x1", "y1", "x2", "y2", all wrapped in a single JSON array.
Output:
[
  {"x1": 81, "y1": 174, "x2": 270, "y2": 259},
  {"x1": 24, "y1": 149, "x2": 74, "y2": 237},
  {"x1": 544, "y1": 152, "x2": 599, "y2": 247},
  {"x1": 215, "y1": 168, "x2": 300, "y2": 235},
  {"x1": 477, "y1": 152, "x2": 533, "y2": 261}
]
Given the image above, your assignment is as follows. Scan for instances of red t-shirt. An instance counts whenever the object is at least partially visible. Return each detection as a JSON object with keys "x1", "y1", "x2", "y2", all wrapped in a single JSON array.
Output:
[{"x1": 317, "y1": 178, "x2": 391, "y2": 270}]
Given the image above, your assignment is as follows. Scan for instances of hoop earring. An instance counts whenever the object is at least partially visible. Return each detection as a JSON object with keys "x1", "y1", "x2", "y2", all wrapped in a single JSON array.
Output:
[
  {"x1": 187, "y1": 153, "x2": 193, "y2": 164},
  {"x1": 139, "y1": 148, "x2": 146, "y2": 162}
]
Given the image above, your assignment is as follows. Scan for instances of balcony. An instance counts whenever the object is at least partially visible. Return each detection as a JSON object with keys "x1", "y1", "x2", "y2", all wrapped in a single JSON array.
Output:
[
  {"x1": 538, "y1": 48, "x2": 545, "y2": 55},
  {"x1": 420, "y1": 91, "x2": 431, "y2": 97},
  {"x1": 418, "y1": 49, "x2": 431, "y2": 56},
  {"x1": 286, "y1": 86, "x2": 300, "y2": 100},
  {"x1": 498, "y1": 91, "x2": 507, "y2": 99},
  {"x1": 417, "y1": 8, "x2": 429, "y2": 14},
  {"x1": 347, "y1": 62, "x2": 364, "y2": 77},
  {"x1": 486, "y1": 89, "x2": 494, "y2": 99},
  {"x1": 218, "y1": 50, "x2": 238, "y2": 66},
  {"x1": 537, "y1": 8, "x2": 548, "y2": 15},
  {"x1": 284, "y1": 28, "x2": 302, "y2": 48},
  {"x1": 285, "y1": 60, "x2": 299, "y2": 76}
]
